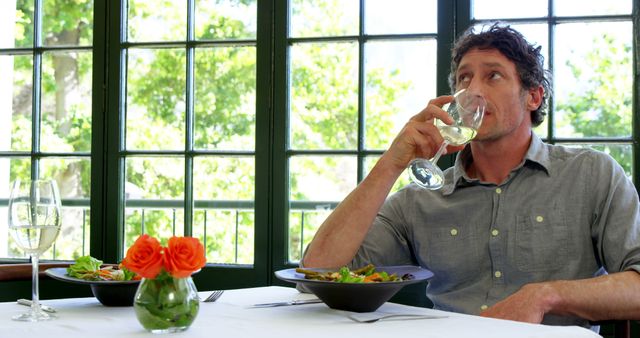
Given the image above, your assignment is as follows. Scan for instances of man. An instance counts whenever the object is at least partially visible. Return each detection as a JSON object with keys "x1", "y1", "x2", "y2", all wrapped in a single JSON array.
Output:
[{"x1": 302, "y1": 24, "x2": 640, "y2": 328}]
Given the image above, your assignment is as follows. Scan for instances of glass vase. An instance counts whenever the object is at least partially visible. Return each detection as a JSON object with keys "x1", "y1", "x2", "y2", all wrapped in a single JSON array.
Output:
[{"x1": 133, "y1": 274, "x2": 199, "y2": 333}]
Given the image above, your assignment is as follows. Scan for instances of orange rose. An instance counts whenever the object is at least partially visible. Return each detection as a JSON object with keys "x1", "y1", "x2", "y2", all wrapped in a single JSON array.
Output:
[
  {"x1": 163, "y1": 236, "x2": 206, "y2": 278},
  {"x1": 121, "y1": 234, "x2": 165, "y2": 279}
]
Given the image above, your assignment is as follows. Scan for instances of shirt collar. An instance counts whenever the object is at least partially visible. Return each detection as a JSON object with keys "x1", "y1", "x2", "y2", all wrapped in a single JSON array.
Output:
[{"x1": 441, "y1": 133, "x2": 550, "y2": 195}]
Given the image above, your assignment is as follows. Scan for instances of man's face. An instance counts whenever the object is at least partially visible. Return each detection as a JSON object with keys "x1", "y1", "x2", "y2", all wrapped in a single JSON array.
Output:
[{"x1": 454, "y1": 48, "x2": 533, "y2": 142}]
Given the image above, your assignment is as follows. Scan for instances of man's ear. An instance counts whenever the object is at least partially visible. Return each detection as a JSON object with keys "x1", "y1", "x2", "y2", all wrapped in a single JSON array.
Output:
[{"x1": 526, "y1": 86, "x2": 544, "y2": 111}]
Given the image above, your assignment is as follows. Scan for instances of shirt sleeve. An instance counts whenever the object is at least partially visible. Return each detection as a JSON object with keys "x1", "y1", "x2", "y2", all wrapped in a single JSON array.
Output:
[
  {"x1": 350, "y1": 190, "x2": 417, "y2": 269},
  {"x1": 590, "y1": 151, "x2": 640, "y2": 273}
]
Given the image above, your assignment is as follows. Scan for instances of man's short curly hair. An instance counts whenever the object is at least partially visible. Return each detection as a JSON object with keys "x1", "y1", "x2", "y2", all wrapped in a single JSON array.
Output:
[{"x1": 448, "y1": 23, "x2": 552, "y2": 126}]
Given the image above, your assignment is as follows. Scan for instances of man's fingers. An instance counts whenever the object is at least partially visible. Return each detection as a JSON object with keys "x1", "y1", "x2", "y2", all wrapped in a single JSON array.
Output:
[
  {"x1": 410, "y1": 95, "x2": 456, "y2": 124},
  {"x1": 405, "y1": 120, "x2": 445, "y2": 159}
]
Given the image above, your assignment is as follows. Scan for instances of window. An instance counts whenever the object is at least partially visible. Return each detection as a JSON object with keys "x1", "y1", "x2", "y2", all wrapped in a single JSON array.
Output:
[
  {"x1": 0, "y1": 1, "x2": 637, "y2": 289},
  {"x1": 472, "y1": 0, "x2": 635, "y2": 177},
  {"x1": 0, "y1": 0, "x2": 94, "y2": 260},
  {"x1": 284, "y1": 0, "x2": 438, "y2": 262},
  {"x1": 122, "y1": 0, "x2": 258, "y2": 265}
]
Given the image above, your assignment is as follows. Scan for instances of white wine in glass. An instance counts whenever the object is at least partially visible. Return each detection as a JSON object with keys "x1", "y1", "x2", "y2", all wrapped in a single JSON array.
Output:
[
  {"x1": 8, "y1": 179, "x2": 62, "y2": 321},
  {"x1": 408, "y1": 89, "x2": 486, "y2": 189}
]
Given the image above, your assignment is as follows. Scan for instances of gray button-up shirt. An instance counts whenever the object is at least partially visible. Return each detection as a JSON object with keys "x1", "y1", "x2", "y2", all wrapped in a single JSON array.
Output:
[{"x1": 351, "y1": 134, "x2": 640, "y2": 327}]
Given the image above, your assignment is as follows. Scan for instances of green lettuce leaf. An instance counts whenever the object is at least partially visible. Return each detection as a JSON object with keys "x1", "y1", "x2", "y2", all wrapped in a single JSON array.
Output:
[{"x1": 67, "y1": 255, "x2": 103, "y2": 280}]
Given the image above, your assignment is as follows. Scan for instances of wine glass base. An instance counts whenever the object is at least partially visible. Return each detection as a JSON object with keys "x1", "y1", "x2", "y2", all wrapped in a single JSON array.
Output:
[
  {"x1": 408, "y1": 160, "x2": 445, "y2": 190},
  {"x1": 12, "y1": 309, "x2": 56, "y2": 322}
]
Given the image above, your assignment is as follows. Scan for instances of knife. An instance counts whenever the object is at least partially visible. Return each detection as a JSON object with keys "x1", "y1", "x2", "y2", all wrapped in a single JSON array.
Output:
[
  {"x1": 17, "y1": 299, "x2": 56, "y2": 313},
  {"x1": 251, "y1": 299, "x2": 323, "y2": 308}
]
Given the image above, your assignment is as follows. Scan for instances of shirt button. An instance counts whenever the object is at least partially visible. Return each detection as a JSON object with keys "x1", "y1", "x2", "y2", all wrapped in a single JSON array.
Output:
[
  {"x1": 495, "y1": 188, "x2": 502, "y2": 194},
  {"x1": 480, "y1": 304, "x2": 488, "y2": 311},
  {"x1": 491, "y1": 229, "x2": 499, "y2": 237},
  {"x1": 494, "y1": 270, "x2": 502, "y2": 278},
  {"x1": 450, "y1": 228, "x2": 458, "y2": 236},
  {"x1": 536, "y1": 216, "x2": 544, "y2": 222}
]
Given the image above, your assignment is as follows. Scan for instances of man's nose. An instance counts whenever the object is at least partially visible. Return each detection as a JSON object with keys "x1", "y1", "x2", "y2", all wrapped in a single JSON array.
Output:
[{"x1": 464, "y1": 79, "x2": 484, "y2": 98}]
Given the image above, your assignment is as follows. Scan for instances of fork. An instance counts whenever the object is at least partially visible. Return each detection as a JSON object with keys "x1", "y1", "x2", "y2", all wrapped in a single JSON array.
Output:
[
  {"x1": 348, "y1": 313, "x2": 447, "y2": 323},
  {"x1": 203, "y1": 290, "x2": 224, "y2": 303}
]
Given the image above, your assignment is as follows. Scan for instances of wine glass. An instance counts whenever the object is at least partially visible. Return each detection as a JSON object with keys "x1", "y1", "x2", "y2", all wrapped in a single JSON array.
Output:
[
  {"x1": 408, "y1": 89, "x2": 486, "y2": 189},
  {"x1": 8, "y1": 179, "x2": 62, "y2": 321}
]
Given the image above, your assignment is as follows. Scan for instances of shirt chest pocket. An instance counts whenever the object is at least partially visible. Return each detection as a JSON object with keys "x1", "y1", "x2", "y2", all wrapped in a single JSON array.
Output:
[{"x1": 513, "y1": 210, "x2": 570, "y2": 272}]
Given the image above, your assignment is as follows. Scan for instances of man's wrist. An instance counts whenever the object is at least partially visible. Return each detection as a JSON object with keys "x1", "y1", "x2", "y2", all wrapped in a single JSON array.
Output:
[{"x1": 532, "y1": 281, "x2": 564, "y2": 315}]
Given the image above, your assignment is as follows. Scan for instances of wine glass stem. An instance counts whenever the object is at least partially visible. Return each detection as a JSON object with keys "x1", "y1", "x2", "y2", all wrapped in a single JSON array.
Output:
[
  {"x1": 31, "y1": 254, "x2": 41, "y2": 311},
  {"x1": 430, "y1": 141, "x2": 450, "y2": 164}
]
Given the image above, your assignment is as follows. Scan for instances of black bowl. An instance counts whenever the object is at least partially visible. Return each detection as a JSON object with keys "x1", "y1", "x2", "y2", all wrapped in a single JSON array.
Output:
[
  {"x1": 89, "y1": 282, "x2": 139, "y2": 306},
  {"x1": 45, "y1": 267, "x2": 140, "y2": 306},
  {"x1": 275, "y1": 265, "x2": 433, "y2": 313}
]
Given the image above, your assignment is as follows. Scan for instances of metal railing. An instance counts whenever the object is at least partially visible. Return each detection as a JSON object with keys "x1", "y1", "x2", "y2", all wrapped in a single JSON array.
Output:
[{"x1": 1, "y1": 199, "x2": 339, "y2": 263}]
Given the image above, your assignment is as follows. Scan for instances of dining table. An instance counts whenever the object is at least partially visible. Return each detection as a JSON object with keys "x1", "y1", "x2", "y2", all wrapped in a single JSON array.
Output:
[{"x1": 0, "y1": 285, "x2": 602, "y2": 337}]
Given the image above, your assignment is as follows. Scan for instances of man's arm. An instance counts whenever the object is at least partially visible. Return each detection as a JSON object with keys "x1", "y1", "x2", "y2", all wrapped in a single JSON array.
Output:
[
  {"x1": 480, "y1": 270, "x2": 640, "y2": 323},
  {"x1": 302, "y1": 95, "x2": 458, "y2": 268},
  {"x1": 301, "y1": 156, "x2": 402, "y2": 268}
]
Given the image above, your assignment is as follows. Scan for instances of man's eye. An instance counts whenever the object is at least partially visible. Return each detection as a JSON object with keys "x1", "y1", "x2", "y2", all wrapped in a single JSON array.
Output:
[
  {"x1": 458, "y1": 75, "x2": 470, "y2": 83},
  {"x1": 490, "y1": 72, "x2": 502, "y2": 80}
]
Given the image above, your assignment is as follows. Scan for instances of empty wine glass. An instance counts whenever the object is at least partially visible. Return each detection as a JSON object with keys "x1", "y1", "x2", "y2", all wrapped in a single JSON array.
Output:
[
  {"x1": 408, "y1": 89, "x2": 486, "y2": 189},
  {"x1": 8, "y1": 179, "x2": 62, "y2": 321}
]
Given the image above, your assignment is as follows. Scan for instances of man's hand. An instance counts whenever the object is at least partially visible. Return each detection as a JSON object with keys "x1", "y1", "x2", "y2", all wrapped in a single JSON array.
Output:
[
  {"x1": 480, "y1": 272, "x2": 640, "y2": 324},
  {"x1": 384, "y1": 95, "x2": 460, "y2": 171},
  {"x1": 480, "y1": 283, "x2": 558, "y2": 324}
]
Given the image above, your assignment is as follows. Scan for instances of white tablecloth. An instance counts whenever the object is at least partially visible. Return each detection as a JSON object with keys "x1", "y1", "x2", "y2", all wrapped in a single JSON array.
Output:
[{"x1": 0, "y1": 286, "x2": 601, "y2": 338}]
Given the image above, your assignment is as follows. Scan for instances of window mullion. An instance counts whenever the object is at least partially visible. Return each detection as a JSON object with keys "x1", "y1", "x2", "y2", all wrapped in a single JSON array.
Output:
[
  {"x1": 31, "y1": 0, "x2": 44, "y2": 180},
  {"x1": 96, "y1": 0, "x2": 126, "y2": 263},
  {"x1": 357, "y1": 0, "x2": 366, "y2": 182},
  {"x1": 184, "y1": 0, "x2": 196, "y2": 237}
]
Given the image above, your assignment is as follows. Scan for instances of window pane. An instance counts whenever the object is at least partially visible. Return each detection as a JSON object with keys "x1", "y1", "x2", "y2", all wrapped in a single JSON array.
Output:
[
  {"x1": 365, "y1": 39, "x2": 437, "y2": 150},
  {"x1": 125, "y1": 157, "x2": 185, "y2": 201},
  {"x1": 0, "y1": 0, "x2": 34, "y2": 48},
  {"x1": 0, "y1": 157, "x2": 31, "y2": 259},
  {"x1": 193, "y1": 157, "x2": 254, "y2": 201},
  {"x1": 56, "y1": 206, "x2": 90, "y2": 258},
  {"x1": 194, "y1": 47, "x2": 256, "y2": 151},
  {"x1": 288, "y1": 155, "x2": 356, "y2": 263},
  {"x1": 193, "y1": 209, "x2": 254, "y2": 264},
  {"x1": 288, "y1": 208, "x2": 331, "y2": 262},
  {"x1": 0, "y1": 158, "x2": 31, "y2": 199},
  {"x1": 554, "y1": 0, "x2": 631, "y2": 16},
  {"x1": 43, "y1": 0, "x2": 93, "y2": 46},
  {"x1": 41, "y1": 157, "x2": 91, "y2": 199},
  {"x1": 40, "y1": 157, "x2": 91, "y2": 259},
  {"x1": 41, "y1": 51, "x2": 93, "y2": 152},
  {"x1": 365, "y1": 0, "x2": 437, "y2": 34},
  {"x1": 124, "y1": 156, "x2": 185, "y2": 250},
  {"x1": 195, "y1": 0, "x2": 257, "y2": 40},
  {"x1": 126, "y1": 48, "x2": 186, "y2": 150},
  {"x1": 289, "y1": 155, "x2": 356, "y2": 202},
  {"x1": 554, "y1": 22, "x2": 632, "y2": 138},
  {"x1": 0, "y1": 55, "x2": 32, "y2": 151},
  {"x1": 290, "y1": 0, "x2": 358, "y2": 38},
  {"x1": 127, "y1": 0, "x2": 186, "y2": 42},
  {"x1": 125, "y1": 209, "x2": 185, "y2": 249},
  {"x1": 473, "y1": 0, "x2": 547, "y2": 19},
  {"x1": 290, "y1": 42, "x2": 358, "y2": 150},
  {"x1": 193, "y1": 156, "x2": 255, "y2": 264}
]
